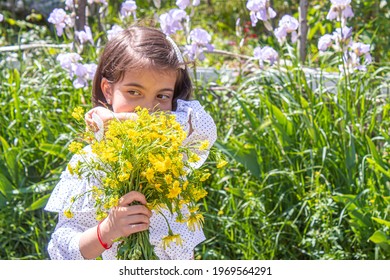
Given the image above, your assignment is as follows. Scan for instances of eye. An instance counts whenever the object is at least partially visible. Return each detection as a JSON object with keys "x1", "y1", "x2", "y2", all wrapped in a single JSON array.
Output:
[
  {"x1": 157, "y1": 94, "x2": 171, "y2": 100},
  {"x1": 128, "y1": 90, "x2": 141, "y2": 96}
]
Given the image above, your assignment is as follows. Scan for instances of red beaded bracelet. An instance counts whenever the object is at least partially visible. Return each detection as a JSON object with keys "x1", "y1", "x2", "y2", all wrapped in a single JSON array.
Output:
[{"x1": 97, "y1": 219, "x2": 112, "y2": 250}]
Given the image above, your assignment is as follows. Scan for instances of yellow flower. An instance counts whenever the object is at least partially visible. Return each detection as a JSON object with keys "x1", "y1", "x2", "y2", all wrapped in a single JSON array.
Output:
[
  {"x1": 118, "y1": 172, "x2": 130, "y2": 182},
  {"x1": 68, "y1": 142, "x2": 84, "y2": 154},
  {"x1": 103, "y1": 177, "x2": 119, "y2": 189},
  {"x1": 173, "y1": 180, "x2": 180, "y2": 188},
  {"x1": 123, "y1": 161, "x2": 133, "y2": 172},
  {"x1": 189, "y1": 205, "x2": 199, "y2": 213},
  {"x1": 103, "y1": 196, "x2": 118, "y2": 209},
  {"x1": 154, "y1": 161, "x2": 167, "y2": 173},
  {"x1": 96, "y1": 210, "x2": 108, "y2": 221},
  {"x1": 72, "y1": 160, "x2": 82, "y2": 177},
  {"x1": 145, "y1": 168, "x2": 154, "y2": 183},
  {"x1": 175, "y1": 214, "x2": 186, "y2": 223},
  {"x1": 200, "y1": 173, "x2": 211, "y2": 182},
  {"x1": 199, "y1": 140, "x2": 210, "y2": 151},
  {"x1": 126, "y1": 128, "x2": 137, "y2": 139},
  {"x1": 105, "y1": 121, "x2": 122, "y2": 139},
  {"x1": 67, "y1": 163, "x2": 74, "y2": 175},
  {"x1": 83, "y1": 130, "x2": 94, "y2": 143},
  {"x1": 100, "y1": 146, "x2": 118, "y2": 162},
  {"x1": 192, "y1": 188, "x2": 208, "y2": 201},
  {"x1": 164, "y1": 157, "x2": 172, "y2": 170},
  {"x1": 91, "y1": 141, "x2": 104, "y2": 155},
  {"x1": 64, "y1": 209, "x2": 73, "y2": 219},
  {"x1": 169, "y1": 166, "x2": 178, "y2": 178},
  {"x1": 188, "y1": 153, "x2": 201, "y2": 163},
  {"x1": 167, "y1": 181, "x2": 181, "y2": 199},
  {"x1": 216, "y1": 160, "x2": 228, "y2": 169},
  {"x1": 182, "y1": 180, "x2": 189, "y2": 190},
  {"x1": 165, "y1": 174, "x2": 173, "y2": 184},
  {"x1": 92, "y1": 185, "x2": 104, "y2": 198},
  {"x1": 161, "y1": 233, "x2": 183, "y2": 249},
  {"x1": 154, "y1": 183, "x2": 162, "y2": 192},
  {"x1": 71, "y1": 106, "x2": 84, "y2": 121},
  {"x1": 148, "y1": 154, "x2": 172, "y2": 173},
  {"x1": 186, "y1": 212, "x2": 204, "y2": 231}
]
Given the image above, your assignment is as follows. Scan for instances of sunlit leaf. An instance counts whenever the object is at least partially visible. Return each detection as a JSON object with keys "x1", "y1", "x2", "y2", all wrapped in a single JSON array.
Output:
[{"x1": 25, "y1": 194, "x2": 51, "y2": 211}]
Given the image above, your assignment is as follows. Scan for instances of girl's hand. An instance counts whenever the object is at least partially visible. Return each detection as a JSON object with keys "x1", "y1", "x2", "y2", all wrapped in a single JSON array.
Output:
[
  {"x1": 85, "y1": 107, "x2": 138, "y2": 132},
  {"x1": 85, "y1": 106, "x2": 115, "y2": 132},
  {"x1": 98, "y1": 191, "x2": 152, "y2": 246}
]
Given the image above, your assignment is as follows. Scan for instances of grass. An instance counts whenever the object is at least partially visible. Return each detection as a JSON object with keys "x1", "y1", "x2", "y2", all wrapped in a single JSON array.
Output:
[{"x1": 195, "y1": 58, "x2": 390, "y2": 259}]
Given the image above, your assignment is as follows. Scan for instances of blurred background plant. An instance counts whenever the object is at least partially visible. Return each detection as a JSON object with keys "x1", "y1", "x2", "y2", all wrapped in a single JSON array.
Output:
[{"x1": 0, "y1": 0, "x2": 389, "y2": 260}]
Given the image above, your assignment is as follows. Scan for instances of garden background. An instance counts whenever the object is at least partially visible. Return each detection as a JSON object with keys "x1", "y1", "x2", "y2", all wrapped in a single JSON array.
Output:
[{"x1": 0, "y1": 0, "x2": 389, "y2": 260}]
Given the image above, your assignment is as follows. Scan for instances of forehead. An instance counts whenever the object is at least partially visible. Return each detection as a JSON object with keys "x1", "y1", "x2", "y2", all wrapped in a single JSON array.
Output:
[{"x1": 119, "y1": 68, "x2": 177, "y2": 87}]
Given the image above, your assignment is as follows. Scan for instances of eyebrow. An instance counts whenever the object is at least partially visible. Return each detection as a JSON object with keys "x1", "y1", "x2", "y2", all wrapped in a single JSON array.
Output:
[{"x1": 123, "y1": 82, "x2": 174, "y2": 93}]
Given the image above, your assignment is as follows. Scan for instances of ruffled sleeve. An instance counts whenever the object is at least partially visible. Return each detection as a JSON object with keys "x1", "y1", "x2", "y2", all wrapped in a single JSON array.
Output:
[
  {"x1": 44, "y1": 146, "x2": 101, "y2": 260},
  {"x1": 173, "y1": 99, "x2": 217, "y2": 168},
  {"x1": 45, "y1": 146, "x2": 98, "y2": 213}
]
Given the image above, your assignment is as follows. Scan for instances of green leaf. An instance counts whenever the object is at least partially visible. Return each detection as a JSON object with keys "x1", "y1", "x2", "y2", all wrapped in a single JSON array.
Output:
[
  {"x1": 225, "y1": 187, "x2": 244, "y2": 198},
  {"x1": 365, "y1": 135, "x2": 382, "y2": 164},
  {"x1": 39, "y1": 143, "x2": 68, "y2": 159},
  {"x1": 0, "y1": 136, "x2": 10, "y2": 150},
  {"x1": 269, "y1": 103, "x2": 293, "y2": 135},
  {"x1": 332, "y1": 194, "x2": 358, "y2": 211},
  {"x1": 13, "y1": 68, "x2": 20, "y2": 89},
  {"x1": 215, "y1": 140, "x2": 261, "y2": 180},
  {"x1": 11, "y1": 69, "x2": 22, "y2": 121},
  {"x1": 0, "y1": 136, "x2": 20, "y2": 187},
  {"x1": 233, "y1": 93, "x2": 259, "y2": 131},
  {"x1": 300, "y1": 96, "x2": 309, "y2": 109},
  {"x1": 0, "y1": 172, "x2": 14, "y2": 198},
  {"x1": 369, "y1": 230, "x2": 389, "y2": 244},
  {"x1": 349, "y1": 209, "x2": 372, "y2": 228},
  {"x1": 346, "y1": 134, "x2": 356, "y2": 169},
  {"x1": 372, "y1": 217, "x2": 390, "y2": 228},
  {"x1": 308, "y1": 22, "x2": 319, "y2": 40},
  {"x1": 367, "y1": 158, "x2": 390, "y2": 178},
  {"x1": 13, "y1": 180, "x2": 54, "y2": 195},
  {"x1": 264, "y1": 97, "x2": 294, "y2": 143},
  {"x1": 0, "y1": 194, "x2": 6, "y2": 208},
  {"x1": 25, "y1": 194, "x2": 51, "y2": 211}
]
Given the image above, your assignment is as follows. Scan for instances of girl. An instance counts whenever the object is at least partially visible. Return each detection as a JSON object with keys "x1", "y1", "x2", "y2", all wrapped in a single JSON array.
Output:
[{"x1": 45, "y1": 25, "x2": 217, "y2": 260}]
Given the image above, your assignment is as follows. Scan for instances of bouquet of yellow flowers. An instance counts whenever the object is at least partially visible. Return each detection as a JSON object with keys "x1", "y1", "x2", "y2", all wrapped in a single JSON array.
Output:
[{"x1": 66, "y1": 107, "x2": 213, "y2": 260}]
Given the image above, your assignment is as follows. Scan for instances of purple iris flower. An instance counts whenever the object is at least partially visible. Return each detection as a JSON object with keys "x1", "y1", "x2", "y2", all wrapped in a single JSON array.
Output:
[
  {"x1": 159, "y1": 9, "x2": 187, "y2": 35},
  {"x1": 254, "y1": 46, "x2": 279, "y2": 69}
]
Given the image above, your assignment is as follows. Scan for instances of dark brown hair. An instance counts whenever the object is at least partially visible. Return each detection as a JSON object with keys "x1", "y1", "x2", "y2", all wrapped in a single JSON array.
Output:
[{"x1": 92, "y1": 25, "x2": 192, "y2": 111}]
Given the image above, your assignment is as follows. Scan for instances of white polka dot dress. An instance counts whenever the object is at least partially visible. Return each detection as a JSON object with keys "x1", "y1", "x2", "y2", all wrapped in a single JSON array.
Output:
[{"x1": 44, "y1": 100, "x2": 217, "y2": 260}]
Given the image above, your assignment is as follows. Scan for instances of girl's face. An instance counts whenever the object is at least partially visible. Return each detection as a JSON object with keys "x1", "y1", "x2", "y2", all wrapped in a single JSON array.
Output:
[{"x1": 101, "y1": 68, "x2": 176, "y2": 113}]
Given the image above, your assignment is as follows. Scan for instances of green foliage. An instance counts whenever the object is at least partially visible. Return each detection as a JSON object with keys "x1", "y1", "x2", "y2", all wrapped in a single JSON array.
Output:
[
  {"x1": 197, "y1": 59, "x2": 389, "y2": 259},
  {"x1": 0, "y1": 25, "x2": 92, "y2": 258}
]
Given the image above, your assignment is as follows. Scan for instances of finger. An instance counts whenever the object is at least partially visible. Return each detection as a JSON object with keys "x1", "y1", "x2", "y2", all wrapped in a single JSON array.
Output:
[
  {"x1": 85, "y1": 110, "x2": 94, "y2": 120},
  {"x1": 85, "y1": 114, "x2": 94, "y2": 125},
  {"x1": 125, "y1": 223, "x2": 149, "y2": 235},
  {"x1": 85, "y1": 119, "x2": 98, "y2": 132},
  {"x1": 127, "y1": 113, "x2": 138, "y2": 121},
  {"x1": 125, "y1": 214, "x2": 151, "y2": 226},
  {"x1": 118, "y1": 191, "x2": 147, "y2": 206},
  {"x1": 123, "y1": 204, "x2": 152, "y2": 217}
]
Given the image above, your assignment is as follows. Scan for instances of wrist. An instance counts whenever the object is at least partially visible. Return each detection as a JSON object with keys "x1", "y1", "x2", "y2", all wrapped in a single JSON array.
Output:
[{"x1": 97, "y1": 219, "x2": 114, "y2": 249}]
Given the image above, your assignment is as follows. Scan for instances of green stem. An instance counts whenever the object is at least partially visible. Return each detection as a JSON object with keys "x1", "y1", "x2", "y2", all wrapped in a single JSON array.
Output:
[{"x1": 193, "y1": 62, "x2": 199, "y2": 96}]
